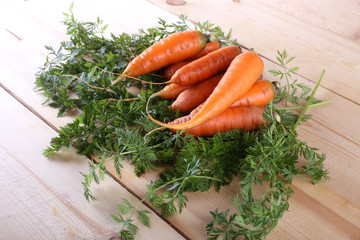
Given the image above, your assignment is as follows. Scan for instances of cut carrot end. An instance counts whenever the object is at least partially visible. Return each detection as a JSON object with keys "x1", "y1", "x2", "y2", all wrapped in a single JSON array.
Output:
[{"x1": 272, "y1": 81, "x2": 280, "y2": 92}]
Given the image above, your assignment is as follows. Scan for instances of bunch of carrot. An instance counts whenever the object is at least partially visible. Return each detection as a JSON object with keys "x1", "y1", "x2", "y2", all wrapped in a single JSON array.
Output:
[{"x1": 114, "y1": 30, "x2": 277, "y2": 137}]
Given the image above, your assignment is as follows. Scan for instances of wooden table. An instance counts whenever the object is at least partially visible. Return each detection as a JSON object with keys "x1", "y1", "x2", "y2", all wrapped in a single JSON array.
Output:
[{"x1": 1, "y1": 0, "x2": 359, "y2": 239}]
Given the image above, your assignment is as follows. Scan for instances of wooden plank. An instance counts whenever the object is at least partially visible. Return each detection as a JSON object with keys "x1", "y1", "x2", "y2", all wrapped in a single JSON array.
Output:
[
  {"x1": 148, "y1": 0, "x2": 360, "y2": 105},
  {"x1": 250, "y1": 0, "x2": 360, "y2": 43},
  {"x1": 0, "y1": 87, "x2": 185, "y2": 240},
  {"x1": 12, "y1": 0, "x2": 182, "y2": 36},
  {"x1": 0, "y1": 146, "x2": 110, "y2": 240}
]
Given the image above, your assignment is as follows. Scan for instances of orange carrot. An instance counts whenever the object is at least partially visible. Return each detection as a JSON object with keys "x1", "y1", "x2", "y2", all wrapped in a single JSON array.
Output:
[
  {"x1": 163, "y1": 61, "x2": 191, "y2": 80},
  {"x1": 111, "y1": 30, "x2": 208, "y2": 86},
  {"x1": 231, "y1": 80, "x2": 276, "y2": 107},
  {"x1": 148, "y1": 51, "x2": 264, "y2": 130},
  {"x1": 153, "y1": 83, "x2": 191, "y2": 100},
  {"x1": 173, "y1": 79, "x2": 275, "y2": 114},
  {"x1": 171, "y1": 106, "x2": 265, "y2": 137},
  {"x1": 187, "y1": 40, "x2": 221, "y2": 60},
  {"x1": 171, "y1": 73, "x2": 224, "y2": 113},
  {"x1": 167, "y1": 45, "x2": 242, "y2": 86},
  {"x1": 163, "y1": 41, "x2": 221, "y2": 80}
]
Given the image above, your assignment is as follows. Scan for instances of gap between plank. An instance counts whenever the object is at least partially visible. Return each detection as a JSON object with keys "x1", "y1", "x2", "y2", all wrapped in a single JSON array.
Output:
[{"x1": 0, "y1": 81, "x2": 191, "y2": 240}]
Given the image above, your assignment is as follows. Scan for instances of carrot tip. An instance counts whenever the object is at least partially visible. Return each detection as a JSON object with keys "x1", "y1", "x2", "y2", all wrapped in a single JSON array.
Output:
[
  {"x1": 147, "y1": 112, "x2": 193, "y2": 131},
  {"x1": 111, "y1": 75, "x2": 124, "y2": 86},
  {"x1": 144, "y1": 126, "x2": 166, "y2": 142}
]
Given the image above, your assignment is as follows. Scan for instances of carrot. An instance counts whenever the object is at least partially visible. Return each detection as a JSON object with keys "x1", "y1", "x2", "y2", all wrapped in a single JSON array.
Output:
[
  {"x1": 153, "y1": 83, "x2": 191, "y2": 100},
  {"x1": 171, "y1": 73, "x2": 224, "y2": 113},
  {"x1": 231, "y1": 80, "x2": 276, "y2": 107},
  {"x1": 148, "y1": 51, "x2": 264, "y2": 130},
  {"x1": 163, "y1": 61, "x2": 191, "y2": 80},
  {"x1": 170, "y1": 106, "x2": 265, "y2": 137},
  {"x1": 111, "y1": 30, "x2": 208, "y2": 86},
  {"x1": 163, "y1": 41, "x2": 221, "y2": 80},
  {"x1": 173, "y1": 79, "x2": 275, "y2": 114},
  {"x1": 187, "y1": 40, "x2": 221, "y2": 60},
  {"x1": 166, "y1": 45, "x2": 242, "y2": 86}
]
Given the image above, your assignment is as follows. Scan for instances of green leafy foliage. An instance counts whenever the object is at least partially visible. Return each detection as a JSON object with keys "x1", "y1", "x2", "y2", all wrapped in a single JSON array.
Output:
[{"x1": 36, "y1": 6, "x2": 329, "y2": 240}]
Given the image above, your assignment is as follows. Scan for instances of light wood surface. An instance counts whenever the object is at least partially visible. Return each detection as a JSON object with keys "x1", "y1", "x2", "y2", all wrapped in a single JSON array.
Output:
[{"x1": 1, "y1": 0, "x2": 359, "y2": 239}]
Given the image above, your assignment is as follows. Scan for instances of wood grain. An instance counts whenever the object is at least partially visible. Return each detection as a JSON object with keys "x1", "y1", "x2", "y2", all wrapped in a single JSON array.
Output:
[{"x1": 248, "y1": 0, "x2": 360, "y2": 43}]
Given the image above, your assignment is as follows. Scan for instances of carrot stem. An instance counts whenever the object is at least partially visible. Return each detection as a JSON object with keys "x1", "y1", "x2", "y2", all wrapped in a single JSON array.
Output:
[
  {"x1": 275, "y1": 100, "x2": 330, "y2": 111},
  {"x1": 293, "y1": 70, "x2": 325, "y2": 130}
]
